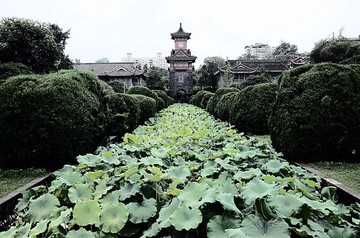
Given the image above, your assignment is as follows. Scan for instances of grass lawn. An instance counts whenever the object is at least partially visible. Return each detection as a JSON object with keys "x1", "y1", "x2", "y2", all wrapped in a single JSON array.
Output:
[
  {"x1": 0, "y1": 168, "x2": 47, "y2": 198},
  {"x1": 307, "y1": 162, "x2": 360, "y2": 193}
]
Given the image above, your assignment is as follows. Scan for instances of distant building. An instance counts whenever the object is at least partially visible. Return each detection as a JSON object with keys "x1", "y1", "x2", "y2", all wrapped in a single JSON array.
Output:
[
  {"x1": 244, "y1": 43, "x2": 274, "y2": 59},
  {"x1": 73, "y1": 62, "x2": 146, "y2": 88},
  {"x1": 122, "y1": 53, "x2": 167, "y2": 69},
  {"x1": 215, "y1": 57, "x2": 307, "y2": 87}
]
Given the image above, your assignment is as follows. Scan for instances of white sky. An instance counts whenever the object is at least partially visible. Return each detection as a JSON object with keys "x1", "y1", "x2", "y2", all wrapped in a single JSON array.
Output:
[{"x1": 1, "y1": 0, "x2": 359, "y2": 68}]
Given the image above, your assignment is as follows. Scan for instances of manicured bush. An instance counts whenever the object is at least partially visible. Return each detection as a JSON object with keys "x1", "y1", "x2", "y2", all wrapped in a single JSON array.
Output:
[
  {"x1": 189, "y1": 90, "x2": 209, "y2": 107},
  {"x1": 269, "y1": 63, "x2": 360, "y2": 162},
  {"x1": 107, "y1": 80, "x2": 125, "y2": 93},
  {"x1": 206, "y1": 87, "x2": 240, "y2": 115},
  {"x1": 152, "y1": 89, "x2": 174, "y2": 107},
  {"x1": 200, "y1": 91, "x2": 214, "y2": 109},
  {"x1": 214, "y1": 92, "x2": 238, "y2": 122},
  {"x1": 0, "y1": 62, "x2": 31, "y2": 83},
  {"x1": 229, "y1": 83, "x2": 277, "y2": 135},
  {"x1": 0, "y1": 70, "x2": 109, "y2": 169},
  {"x1": 128, "y1": 86, "x2": 164, "y2": 110},
  {"x1": 107, "y1": 93, "x2": 141, "y2": 138},
  {"x1": 131, "y1": 94, "x2": 157, "y2": 124}
]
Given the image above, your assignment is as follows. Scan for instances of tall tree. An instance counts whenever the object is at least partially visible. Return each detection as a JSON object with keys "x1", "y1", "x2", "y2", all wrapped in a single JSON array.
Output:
[
  {"x1": 272, "y1": 41, "x2": 298, "y2": 59},
  {"x1": 0, "y1": 17, "x2": 72, "y2": 73},
  {"x1": 146, "y1": 66, "x2": 169, "y2": 90},
  {"x1": 197, "y1": 56, "x2": 225, "y2": 90}
]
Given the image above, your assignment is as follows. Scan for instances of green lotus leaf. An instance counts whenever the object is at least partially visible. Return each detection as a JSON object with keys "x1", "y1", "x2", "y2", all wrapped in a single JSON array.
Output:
[
  {"x1": 59, "y1": 171, "x2": 85, "y2": 186},
  {"x1": 241, "y1": 214, "x2": 290, "y2": 238},
  {"x1": 240, "y1": 178, "x2": 277, "y2": 204},
  {"x1": 321, "y1": 186, "x2": 338, "y2": 202},
  {"x1": 100, "y1": 202, "x2": 128, "y2": 233},
  {"x1": 328, "y1": 227, "x2": 357, "y2": 238},
  {"x1": 255, "y1": 198, "x2": 275, "y2": 221},
  {"x1": 207, "y1": 215, "x2": 241, "y2": 238},
  {"x1": 123, "y1": 166, "x2": 139, "y2": 180},
  {"x1": 201, "y1": 160, "x2": 220, "y2": 177},
  {"x1": 234, "y1": 168, "x2": 263, "y2": 181},
  {"x1": 225, "y1": 228, "x2": 249, "y2": 238},
  {"x1": 140, "y1": 222, "x2": 161, "y2": 238},
  {"x1": 262, "y1": 175, "x2": 276, "y2": 184},
  {"x1": 13, "y1": 223, "x2": 31, "y2": 237},
  {"x1": 49, "y1": 207, "x2": 72, "y2": 228},
  {"x1": 93, "y1": 179, "x2": 112, "y2": 200},
  {"x1": 65, "y1": 228, "x2": 96, "y2": 238},
  {"x1": 127, "y1": 198, "x2": 157, "y2": 224},
  {"x1": 68, "y1": 184, "x2": 93, "y2": 203},
  {"x1": 150, "y1": 147, "x2": 168, "y2": 158},
  {"x1": 302, "y1": 178, "x2": 321, "y2": 188},
  {"x1": 262, "y1": 159, "x2": 289, "y2": 173},
  {"x1": 29, "y1": 220, "x2": 49, "y2": 237},
  {"x1": 169, "y1": 206, "x2": 202, "y2": 231},
  {"x1": 140, "y1": 156, "x2": 164, "y2": 166},
  {"x1": 216, "y1": 193, "x2": 241, "y2": 214},
  {"x1": 0, "y1": 226, "x2": 17, "y2": 238},
  {"x1": 73, "y1": 200, "x2": 101, "y2": 226},
  {"x1": 178, "y1": 182, "x2": 215, "y2": 207},
  {"x1": 28, "y1": 194, "x2": 60, "y2": 223},
  {"x1": 76, "y1": 154, "x2": 102, "y2": 166},
  {"x1": 101, "y1": 153, "x2": 121, "y2": 165},
  {"x1": 119, "y1": 182, "x2": 141, "y2": 201},
  {"x1": 119, "y1": 154, "x2": 137, "y2": 164},
  {"x1": 157, "y1": 198, "x2": 180, "y2": 228},
  {"x1": 216, "y1": 173, "x2": 239, "y2": 195},
  {"x1": 215, "y1": 157, "x2": 237, "y2": 171},
  {"x1": 268, "y1": 193, "x2": 305, "y2": 218},
  {"x1": 85, "y1": 170, "x2": 106, "y2": 180},
  {"x1": 165, "y1": 166, "x2": 191, "y2": 182},
  {"x1": 100, "y1": 190, "x2": 121, "y2": 205}
]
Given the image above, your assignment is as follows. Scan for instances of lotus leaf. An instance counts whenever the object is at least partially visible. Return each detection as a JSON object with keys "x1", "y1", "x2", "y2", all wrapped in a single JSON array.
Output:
[
  {"x1": 268, "y1": 193, "x2": 305, "y2": 218},
  {"x1": 73, "y1": 200, "x2": 101, "y2": 226},
  {"x1": 127, "y1": 198, "x2": 157, "y2": 224},
  {"x1": 0, "y1": 226, "x2": 17, "y2": 238},
  {"x1": 101, "y1": 153, "x2": 121, "y2": 165},
  {"x1": 225, "y1": 228, "x2": 249, "y2": 238},
  {"x1": 241, "y1": 214, "x2": 290, "y2": 238},
  {"x1": 65, "y1": 228, "x2": 96, "y2": 238},
  {"x1": 100, "y1": 190, "x2": 121, "y2": 205},
  {"x1": 178, "y1": 182, "x2": 214, "y2": 207},
  {"x1": 206, "y1": 215, "x2": 241, "y2": 238},
  {"x1": 165, "y1": 166, "x2": 191, "y2": 182},
  {"x1": 140, "y1": 156, "x2": 164, "y2": 166},
  {"x1": 68, "y1": 184, "x2": 93, "y2": 203},
  {"x1": 234, "y1": 168, "x2": 263, "y2": 181},
  {"x1": 28, "y1": 194, "x2": 60, "y2": 223},
  {"x1": 49, "y1": 207, "x2": 72, "y2": 228},
  {"x1": 262, "y1": 159, "x2": 289, "y2": 173},
  {"x1": 119, "y1": 182, "x2": 141, "y2": 200},
  {"x1": 59, "y1": 171, "x2": 85, "y2": 186},
  {"x1": 240, "y1": 178, "x2": 278, "y2": 204},
  {"x1": 76, "y1": 154, "x2": 102, "y2": 166},
  {"x1": 29, "y1": 220, "x2": 49, "y2": 237},
  {"x1": 157, "y1": 198, "x2": 180, "y2": 228},
  {"x1": 100, "y1": 202, "x2": 128, "y2": 233},
  {"x1": 216, "y1": 193, "x2": 242, "y2": 214},
  {"x1": 169, "y1": 206, "x2": 202, "y2": 231}
]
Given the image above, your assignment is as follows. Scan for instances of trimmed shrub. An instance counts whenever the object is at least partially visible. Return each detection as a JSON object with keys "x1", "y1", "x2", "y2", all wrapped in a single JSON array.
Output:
[
  {"x1": 0, "y1": 62, "x2": 31, "y2": 83},
  {"x1": 107, "y1": 93, "x2": 141, "y2": 138},
  {"x1": 269, "y1": 63, "x2": 360, "y2": 162},
  {"x1": 131, "y1": 94, "x2": 157, "y2": 124},
  {"x1": 128, "y1": 86, "x2": 165, "y2": 110},
  {"x1": 107, "y1": 80, "x2": 125, "y2": 93},
  {"x1": 214, "y1": 92, "x2": 238, "y2": 122},
  {"x1": 229, "y1": 83, "x2": 277, "y2": 135},
  {"x1": 206, "y1": 87, "x2": 240, "y2": 115},
  {"x1": 0, "y1": 70, "x2": 108, "y2": 169},
  {"x1": 200, "y1": 91, "x2": 214, "y2": 109},
  {"x1": 190, "y1": 90, "x2": 208, "y2": 107},
  {"x1": 152, "y1": 89, "x2": 174, "y2": 107}
]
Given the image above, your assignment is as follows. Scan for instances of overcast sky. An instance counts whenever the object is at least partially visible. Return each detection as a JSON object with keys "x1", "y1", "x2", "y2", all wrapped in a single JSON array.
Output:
[{"x1": 1, "y1": 0, "x2": 359, "y2": 68}]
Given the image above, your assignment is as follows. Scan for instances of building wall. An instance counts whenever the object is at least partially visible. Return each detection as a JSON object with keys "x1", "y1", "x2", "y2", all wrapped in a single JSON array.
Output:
[
  {"x1": 245, "y1": 43, "x2": 274, "y2": 59},
  {"x1": 122, "y1": 53, "x2": 167, "y2": 69}
]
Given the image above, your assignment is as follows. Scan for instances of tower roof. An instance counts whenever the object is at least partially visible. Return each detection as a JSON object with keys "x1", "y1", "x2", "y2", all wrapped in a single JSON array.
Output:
[{"x1": 171, "y1": 23, "x2": 191, "y2": 39}]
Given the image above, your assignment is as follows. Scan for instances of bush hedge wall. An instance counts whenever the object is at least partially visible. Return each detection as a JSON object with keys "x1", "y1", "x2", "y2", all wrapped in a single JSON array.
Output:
[
  {"x1": 130, "y1": 94, "x2": 157, "y2": 125},
  {"x1": 214, "y1": 92, "x2": 238, "y2": 122},
  {"x1": 206, "y1": 87, "x2": 240, "y2": 116},
  {"x1": 269, "y1": 63, "x2": 360, "y2": 162},
  {"x1": 0, "y1": 62, "x2": 31, "y2": 83},
  {"x1": 229, "y1": 82, "x2": 277, "y2": 135},
  {"x1": 200, "y1": 92, "x2": 214, "y2": 109},
  {"x1": 152, "y1": 89, "x2": 174, "y2": 107},
  {"x1": 190, "y1": 90, "x2": 209, "y2": 107},
  {"x1": 128, "y1": 86, "x2": 165, "y2": 110}
]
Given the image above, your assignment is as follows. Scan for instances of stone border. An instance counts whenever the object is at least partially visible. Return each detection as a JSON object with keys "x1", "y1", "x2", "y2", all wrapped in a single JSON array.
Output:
[
  {"x1": 0, "y1": 173, "x2": 53, "y2": 230},
  {"x1": 294, "y1": 162, "x2": 360, "y2": 205}
]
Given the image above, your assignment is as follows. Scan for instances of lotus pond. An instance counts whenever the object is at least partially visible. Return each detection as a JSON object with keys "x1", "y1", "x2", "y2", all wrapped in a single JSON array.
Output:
[{"x1": 0, "y1": 104, "x2": 359, "y2": 237}]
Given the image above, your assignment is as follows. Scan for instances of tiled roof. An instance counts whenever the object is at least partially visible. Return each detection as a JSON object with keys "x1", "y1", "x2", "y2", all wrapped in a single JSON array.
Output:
[
  {"x1": 73, "y1": 62, "x2": 144, "y2": 77},
  {"x1": 171, "y1": 23, "x2": 191, "y2": 39}
]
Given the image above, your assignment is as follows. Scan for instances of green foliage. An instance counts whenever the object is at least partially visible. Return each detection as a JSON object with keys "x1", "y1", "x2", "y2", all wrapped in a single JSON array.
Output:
[
  {"x1": 145, "y1": 66, "x2": 169, "y2": 90},
  {"x1": 130, "y1": 94, "x2": 157, "y2": 124},
  {"x1": 214, "y1": 92, "x2": 238, "y2": 122},
  {"x1": 0, "y1": 17, "x2": 72, "y2": 73},
  {"x1": 128, "y1": 86, "x2": 165, "y2": 110},
  {"x1": 310, "y1": 36, "x2": 360, "y2": 64},
  {"x1": 197, "y1": 56, "x2": 225, "y2": 89},
  {"x1": 230, "y1": 73, "x2": 270, "y2": 91},
  {"x1": 199, "y1": 91, "x2": 214, "y2": 109},
  {"x1": 229, "y1": 82, "x2": 277, "y2": 135},
  {"x1": 189, "y1": 90, "x2": 209, "y2": 107},
  {"x1": 206, "y1": 87, "x2": 240, "y2": 115},
  {"x1": 1, "y1": 104, "x2": 359, "y2": 237},
  {"x1": 107, "y1": 80, "x2": 125, "y2": 93},
  {"x1": 152, "y1": 89, "x2": 174, "y2": 107},
  {"x1": 269, "y1": 63, "x2": 360, "y2": 162},
  {"x1": 0, "y1": 70, "x2": 109, "y2": 169},
  {"x1": 0, "y1": 62, "x2": 31, "y2": 83},
  {"x1": 272, "y1": 40, "x2": 299, "y2": 59}
]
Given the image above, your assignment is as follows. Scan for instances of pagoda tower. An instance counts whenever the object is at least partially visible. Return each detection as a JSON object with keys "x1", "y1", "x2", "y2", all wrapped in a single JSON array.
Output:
[{"x1": 166, "y1": 23, "x2": 196, "y2": 100}]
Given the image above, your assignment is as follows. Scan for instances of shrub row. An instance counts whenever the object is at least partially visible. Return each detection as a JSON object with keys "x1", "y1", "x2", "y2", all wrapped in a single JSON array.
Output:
[{"x1": 0, "y1": 71, "x2": 173, "y2": 169}]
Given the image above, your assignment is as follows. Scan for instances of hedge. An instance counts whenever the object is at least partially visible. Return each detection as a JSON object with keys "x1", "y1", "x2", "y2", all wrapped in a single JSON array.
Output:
[
  {"x1": 128, "y1": 86, "x2": 165, "y2": 110},
  {"x1": 200, "y1": 91, "x2": 214, "y2": 109},
  {"x1": 0, "y1": 62, "x2": 31, "y2": 83},
  {"x1": 190, "y1": 90, "x2": 209, "y2": 107},
  {"x1": 206, "y1": 87, "x2": 240, "y2": 115},
  {"x1": 269, "y1": 63, "x2": 360, "y2": 162},
  {"x1": 229, "y1": 82, "x2": 277, "y2": 135},
  {"x1": 152, "y1": 89, "x2": 174, "y2": 107},
  {"x1": 130, "y1": 94, "x2": 157, "y2": 124},
  {"x1": 214, "y1": 92, "x2": 238, "y2": 122},
  {"x1": 0, "y1": 70, "x2": 109, "y2": 169}
]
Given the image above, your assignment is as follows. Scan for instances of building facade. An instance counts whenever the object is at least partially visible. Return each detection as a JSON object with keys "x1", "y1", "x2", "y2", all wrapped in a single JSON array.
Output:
[
  {"x1": 244, "y1": 43, "x2": 274, "y2": 59},
  {"x1": 165, "y1": 23, "x2": 197, "y2": 99},
  {"x1": 122, "y1": 53, "x2": 167, "y2": 69}
]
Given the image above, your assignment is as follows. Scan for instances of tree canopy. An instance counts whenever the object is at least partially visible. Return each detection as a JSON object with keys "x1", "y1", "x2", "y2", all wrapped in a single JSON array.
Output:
[
  {"x1": 0, "y1": 17, "x2": 72, "y2": 74},
  {"x1": 272, "y1": 41, "x2": 298, "y2": 59},
  {"x1": 145, "y1": 66, "x2": 169, "y2": 90},
  {"x1": 197, "y1": 56, "x2": 225, "y2": 90}
]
